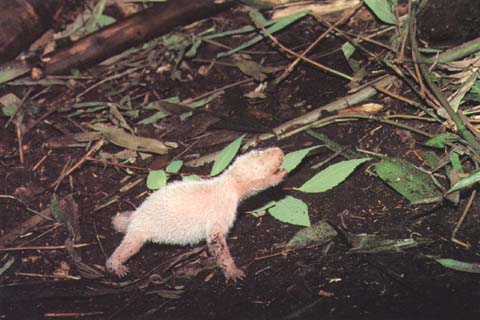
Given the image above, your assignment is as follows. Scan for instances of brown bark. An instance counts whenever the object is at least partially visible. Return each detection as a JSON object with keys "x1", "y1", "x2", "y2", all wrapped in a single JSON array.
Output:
[
  {"x1": 43, "y1": 0, "x2": 234, "y2": 75},
  {"x1": 0, "y1": 0, "x2": 60, "y2": 63}
]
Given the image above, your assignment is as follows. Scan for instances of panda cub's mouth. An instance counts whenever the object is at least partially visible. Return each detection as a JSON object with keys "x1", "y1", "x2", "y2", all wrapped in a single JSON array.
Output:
[{"x1": 272, "y1": 165, "x2": 285, "y2": 176}]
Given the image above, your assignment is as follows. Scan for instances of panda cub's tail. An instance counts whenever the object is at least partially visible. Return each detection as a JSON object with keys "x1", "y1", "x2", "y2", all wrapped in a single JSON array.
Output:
[{"x1": 112, "y1": 211, "x2": 134, "y2": 233}]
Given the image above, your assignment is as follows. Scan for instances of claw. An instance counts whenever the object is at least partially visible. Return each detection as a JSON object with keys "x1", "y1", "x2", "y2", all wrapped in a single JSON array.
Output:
[
  {"x1": 225, "y1": 267, "x2": 245, "y2": 282},
  {"x1": 106, "y1": 259, "x2": 129, "y2": 278}
]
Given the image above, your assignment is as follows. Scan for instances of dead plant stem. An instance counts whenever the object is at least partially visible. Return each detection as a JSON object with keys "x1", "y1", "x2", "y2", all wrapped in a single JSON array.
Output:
[
  {"x1": 275, "y1": 2, "x2": 361, "y2": 84},
  {"x1": 451, "y1": 189, "x2": 476, "y2": 249},
  {"x1": 410, "y1": 2, "x2": 480, "y2": 157},
  {"x1": 0, "y1": 243, "x2": 92, "y2": 251},
  {"x1": 280, "y1": 114, "x2": 434, "y2": 140},
  {"x1": 251, "y1": 15, "x2": 352, "y2": 81},
  {"x1": 0, "y1": 195, "x2": 53, "y2": 221}
]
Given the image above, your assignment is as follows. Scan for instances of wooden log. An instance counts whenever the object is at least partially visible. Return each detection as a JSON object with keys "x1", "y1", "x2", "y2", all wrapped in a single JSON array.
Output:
[
  {"x1": 43, "y1": 0, "x2": 234, "y2": 75},
  {"x1": 0, "y1": 0, "x2": 60, "y2": 63}
]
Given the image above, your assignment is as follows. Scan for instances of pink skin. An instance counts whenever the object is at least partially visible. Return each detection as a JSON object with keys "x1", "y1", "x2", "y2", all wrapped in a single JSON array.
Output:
[
  {"x1": 106, "y1": 147, "x2": 286, "y2": 281},
  {"x1": 106, "y1": 231, "x2": 144, "y2": 277}
]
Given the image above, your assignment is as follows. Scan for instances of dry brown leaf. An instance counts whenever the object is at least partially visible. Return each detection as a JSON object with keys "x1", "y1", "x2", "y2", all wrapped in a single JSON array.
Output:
[
  {"x1": 272, "y1": 0, "x2": 361, "y2": 20},
  {"x1": 447, "y1": 68, "x2": 478, "y2": 111},
  {"x1": 336, "y1": 103, "x2": 383, "y2": 115},
  {"x1": 89, "y1": 123, "x2": 176, "y2": 154},
  {"x1": 107, "y1": 0, "x2": 141, "y2": 17},
  {"x1": 444, "y1": 58, "x2": 480, "y2": 71}
]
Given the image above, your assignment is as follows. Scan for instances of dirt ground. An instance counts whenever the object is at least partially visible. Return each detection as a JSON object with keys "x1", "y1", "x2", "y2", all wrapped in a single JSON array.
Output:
[{"x1": 1, "y1": 1, "x2": 480, "y2": 319}]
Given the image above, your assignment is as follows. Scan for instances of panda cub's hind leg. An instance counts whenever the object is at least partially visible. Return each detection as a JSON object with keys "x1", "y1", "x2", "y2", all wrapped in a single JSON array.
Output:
[{"x1": 106, "y1": 231, "x2": 145, "y2": 277}]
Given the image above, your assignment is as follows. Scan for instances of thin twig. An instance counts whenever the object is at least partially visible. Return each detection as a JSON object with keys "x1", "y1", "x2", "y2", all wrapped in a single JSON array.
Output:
[
  {"x1": 16, "y1": 121, "x2": 24, "y2": 164},
  {"x1": 188, "y1": 78, "x2": 252, "y2": 103},
  {"x1": 275, "y1": 2, "x2": 361, "y2": 84},
  {"x1": 76, "y1": 67, "x2": 141, "y2": 100},
  {"x1": 0, "y1": 195, "x2": 53, "y2": 221},
  {"x1": 250, "y1": 15, "x2": 352, "y2": 81},
  {"x1": 24, "y1": 108, "x2": 57, "y2": 135},
  {"x1": 0, "y1": 243, "x2": 92, "y2": 251},
  {"x1": 86, "y1": 156, "x2": 148, "y2": 171},
  {"x1": 51, "y1": 156, "x2": 72, "y2": 191},
  {"x1": 15, "y1": 272, "x2": 81, "y2": 280},
  {"x1": 44, "y1": 312, "x2": 104, "y2": 318},
  {"x1": 64, "y1": 139, "x2": 105, "y2": 178},
  {"x1": 451, "y1": 189, "x2": 476, "y2": 249},
  {"x1": 93, "y1": 220, "x2": 107, "y2": 258},
  {"x1": 16, "y1": 224, "x2": 61, "y2": 248},
  {"x1": 280, "y1": 114, "x2": 434, "y2": 140},
  {"x1": 32, "y1": 149, "x2": 53, "y2": 171}
]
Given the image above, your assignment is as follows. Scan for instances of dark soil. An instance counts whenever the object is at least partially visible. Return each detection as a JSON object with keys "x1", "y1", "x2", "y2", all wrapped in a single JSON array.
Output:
[
  {"x1": 418, "y1": 0, "x2": 480, "y2": 45},
  {"x1": 1, "y1": 3, "x2": 480, "y2": 320}
]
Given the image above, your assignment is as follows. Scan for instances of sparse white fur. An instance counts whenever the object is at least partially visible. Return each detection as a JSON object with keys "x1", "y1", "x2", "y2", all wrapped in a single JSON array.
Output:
[
  {"x1": 106, "y1": 147, "x2": 286, "y2": 281},
  {"x1": 112, "y1": 211, "x2": 133, "y2": 233}
]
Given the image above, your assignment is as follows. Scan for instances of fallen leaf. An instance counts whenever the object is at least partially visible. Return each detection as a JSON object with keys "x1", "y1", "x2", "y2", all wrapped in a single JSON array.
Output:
[
  {"x1": 281, "y1": 146, "x2": 321, "y2": 173},
  {"x1": 348, "y1": 234, "x2": 430, "y2": 254},
  {"x1": 375, "y1": 158, "x2": 443, "y2": 203},
  {"x1": 210, "y1": 134, "x2": 245, "y2": 176},
  {"x1": 432, "y1": 258, "x2": 480, "y2": 273},
  {"x1": 268, "y1": 196, "x2": 310, "y2": 227},
  {"x1": 336, "y1": 103, "x2": 383, "y2": 116},
  {"x1": 90, "y1": 123, "x2": 174, "y2": 154},
  {"x1": 296, "y1": 158, "x2": 370, "y2": 193},
  {"x1": 284, "y1": 221, "x2": 338, "y2": 249}
]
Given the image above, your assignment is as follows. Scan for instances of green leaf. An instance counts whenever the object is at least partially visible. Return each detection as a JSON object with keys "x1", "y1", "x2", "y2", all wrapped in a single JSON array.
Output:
[
  {"x1": 96, "y1": 14, "x2": 115, "y2": 28},
  {"x1": 342, "y1": 42, "x2": 356, "y2": 61},
  {"x1": 187, "y1": 91, "x2": 223, "y2": 109},
  {"x1": 0, "y1": 64, "x2": 30, "y2": 85},
  {"x1": 138, "y1": 110, "x2": 170, "y2": 124},
  {"x1": 295, "y1": 158, "x2": 370, "y2": 193},
  {"x1": 307, "y1": 129, "x2": 364, "y2": 159},
  {"x1": 146, "y1": 170, "x2": 167, "y2": 190},
  {"x1": 419, "y1": 150, "x2": 440, "y2": 168},
  {"x1": 248, "y1": 8, "x2": 268, "y2": 26},
  {"x1": 281, "y1": 146, "x2": 320, "y2": 173},
  {"x1": 268, "y1": 196, "x2": 310, "y2": 227},
  {"x1": 235, "y1": 60, "x2": 268, "y2": 81},
  {"x1": 364, "y1": 0, "x2": 397, "y2": 25},
  {"x1": 285, "y1": 221, "x2": 337, "y2": 249},
  {"x1": 210, "y1": 134, "x2": 245, "y2": 176},
  {"x1": 449, "y1": 152, "x2": 463, "y2": 173},
  {"x1": 433, "y1": 258, "x2": 480, "y2": 273},
  {"x1": 50, "y1": 194, "x2": 65, "y2": 223},
  {"x1": 166, "y1": 160, "x2": 183, "y2": 173},
  {"x1": 182, "y1": 175, "x2": 201, "y2": 182},
  {"x1": 375, "y1": 158, "x2": 443, "y2": 203},
  {"x1": 447, "y1": 168, "x2": 480, "y2": 193},
  {"x1": 0, "y1": 93, "x2": 21, "y2": 116},
  {"x1": 186, "y1": 38, "x2": 202, "y2": 58},
  {"x1": 424, "y1": 134, "x2": 458, "y2": 149}
]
